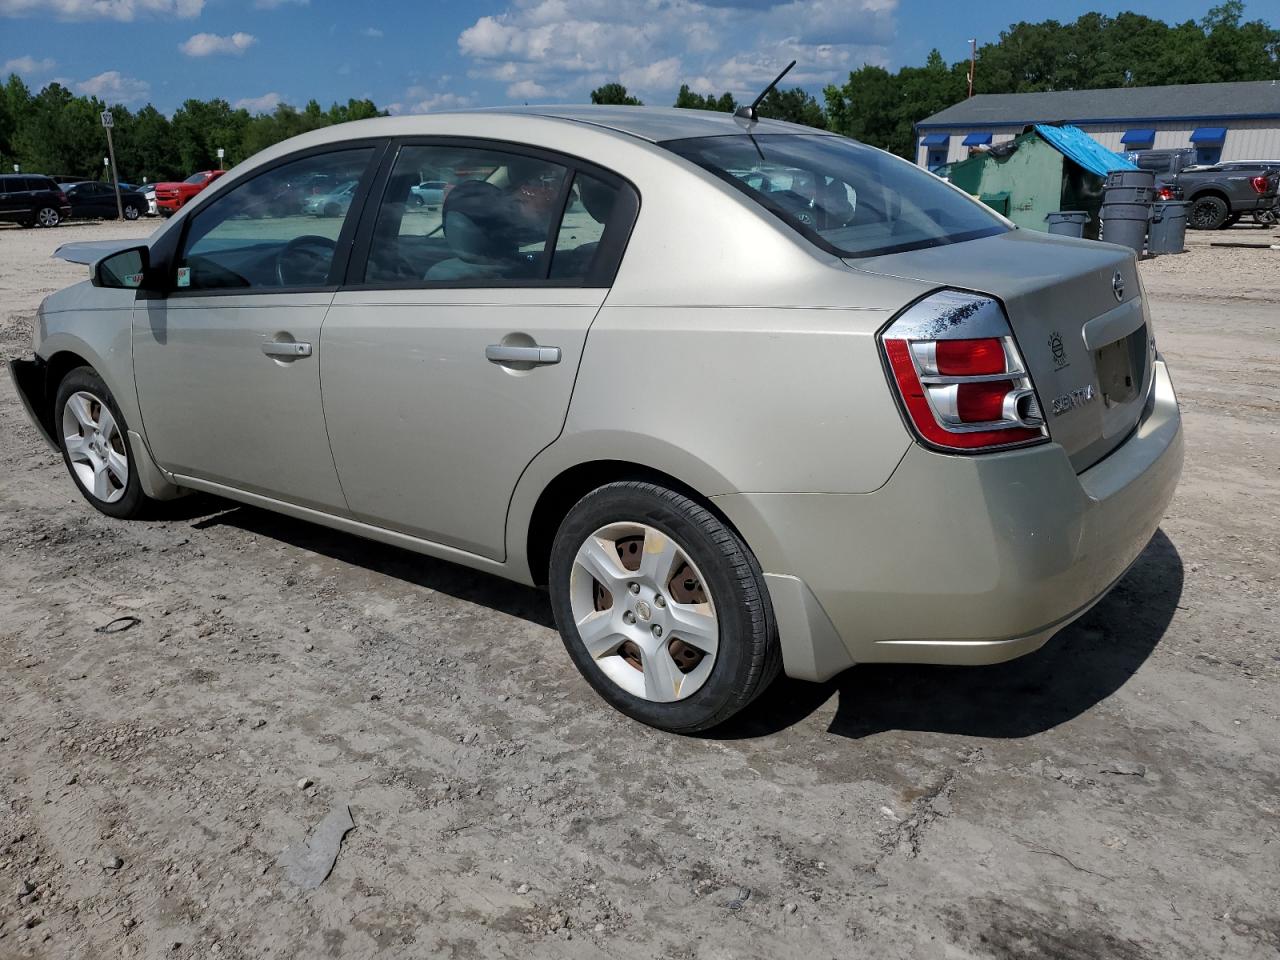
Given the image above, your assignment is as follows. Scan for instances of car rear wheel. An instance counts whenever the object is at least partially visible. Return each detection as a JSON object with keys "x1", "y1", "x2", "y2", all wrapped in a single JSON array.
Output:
[
  {"x1": 35, "y1": 206, "x2": 61, "y2": 227},
  {"x1": 548, "y1": 481, "x2": 781, "y2": 732},
  {"x1": 55, "y1": 367, "x2": 153, "y2": 520},
  {"x1": 1189, "y1": 196, "x2": 1229, "y2": 230}
]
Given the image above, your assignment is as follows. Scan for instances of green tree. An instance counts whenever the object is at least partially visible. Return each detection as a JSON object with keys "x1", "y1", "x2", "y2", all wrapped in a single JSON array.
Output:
[
  {"x1": 0, "y1": 74, "x2": 33, "y2": 171},
  {"x1": 757, "y1": 87, "x2": 827, "y2": 128},
  {"x1": 590, "y1": 82, "x2": 642, "y2": 105},
  {"x1": 674, "y1": 84, "x2": 736, "y2": 112}
]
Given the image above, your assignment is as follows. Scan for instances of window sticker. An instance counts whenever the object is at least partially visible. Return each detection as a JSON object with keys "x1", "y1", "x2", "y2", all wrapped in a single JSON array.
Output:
[{"x1": 176, "y1": 266, "x2": 191, "y2": 288}]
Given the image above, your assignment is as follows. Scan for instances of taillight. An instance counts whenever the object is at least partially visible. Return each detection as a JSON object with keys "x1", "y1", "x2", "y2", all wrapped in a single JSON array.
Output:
[
  {"x1": 1157, "y1": 186, "x2": 1175, "y2": 200},
  {"x1": 880, "y1": 290, "x2": 1048, "y2": 453},
  {"x1": 1251, "y1": 176, "x2": 1268, "y2": 194},
  {"x1": 56, "y1": 190, "x2": 68, "y2": 202}
]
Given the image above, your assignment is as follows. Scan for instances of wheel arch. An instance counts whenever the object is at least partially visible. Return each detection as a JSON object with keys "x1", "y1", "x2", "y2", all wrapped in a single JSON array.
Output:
[
  {"x1": 1188, "y1": 187, "x2": 1230, "y2": 206},
  {"x1": 515, "y1": 450, "x2": 745, "y2": 588}
]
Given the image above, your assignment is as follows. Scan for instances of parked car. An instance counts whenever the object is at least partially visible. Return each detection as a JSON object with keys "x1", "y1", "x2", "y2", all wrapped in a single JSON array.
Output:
[
  {"x1": 410, "y1": 179, "x2": 448, "y2": 208},
  {"x1": 1129, "y1": 150, "x2": 1280, "y2": 229},
  {"x1": 153, "y1": 170, "x2": 226, "y2": 217},
  {"x1": 63, "y1": 181, "x2": 148, "y2": 221},
  {"x1": 0, "y1": 173, "x2": 72, "y2": 227},
  {"x1": 7, "y1": 108, "x2": 1183, "y2": 732},
  {"x1": 142, "y1": 185, "x2": 158, "y2": 216},
  {"x1": 1171, "y1": 163, "x2": 1280, "y2": 229},
  {"x1": 303, "y1": 179, "x2": 357, "y2": 217}
]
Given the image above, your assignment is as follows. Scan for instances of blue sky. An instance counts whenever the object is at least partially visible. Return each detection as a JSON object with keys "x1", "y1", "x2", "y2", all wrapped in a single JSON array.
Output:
[{"x1": 0, "y1": 0, "x2": 1251, "y2": 115}]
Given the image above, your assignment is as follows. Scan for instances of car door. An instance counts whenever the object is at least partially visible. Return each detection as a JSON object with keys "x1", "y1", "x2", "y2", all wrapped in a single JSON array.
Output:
[
  {"x1": 133, "y1": 141, "x2": 385, "y2": 512},
  {"x1": 321, "y1": 140, "x2": 638, "y2": 559}
]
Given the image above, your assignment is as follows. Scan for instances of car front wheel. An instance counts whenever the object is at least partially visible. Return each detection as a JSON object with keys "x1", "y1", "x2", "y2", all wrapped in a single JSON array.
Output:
[
  {"x1": 548, "y1": 481, "x2": 781, "y2": 732},
  {"x1": 123, "y1": 204, "x2": 140, "y2": 220},
  {"x1": 55, "y1": 366, "x2": 154, "y2": 519}
]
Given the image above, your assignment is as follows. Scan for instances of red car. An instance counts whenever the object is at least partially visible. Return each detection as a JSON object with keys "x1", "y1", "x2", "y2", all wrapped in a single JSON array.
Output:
[{"x1": 154, "y1": 170, "x2": 226, "y2": 217}]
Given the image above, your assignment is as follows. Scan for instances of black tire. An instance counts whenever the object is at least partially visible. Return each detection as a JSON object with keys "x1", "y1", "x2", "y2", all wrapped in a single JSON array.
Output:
[
  {"x1": 35, "y1": 206, "x2": 61, "y2": 228},
  {"x1": 54, "y1": 366, "x2": 153, "y2": 520},
  {"x1": 1188, "y1": 195, "x2": 1229, "y2": 230},
  {"x1": 324, "y1": 202, "x2": 342, "y2": 217},
  {"x1": 123, "y1": 203, "x2": 141, "y2": 220},
  {"x1": 548, "y1": 481, "x2": 781, "y2": 733}
]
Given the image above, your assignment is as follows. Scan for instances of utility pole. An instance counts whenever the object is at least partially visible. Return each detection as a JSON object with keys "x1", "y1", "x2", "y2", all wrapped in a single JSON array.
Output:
[
  {"x1": 968, "y1": 39, "x2": 977, "y2": 98},
  {"x1": 101, "y1": 109, "x2": 124, "y2": 220}
]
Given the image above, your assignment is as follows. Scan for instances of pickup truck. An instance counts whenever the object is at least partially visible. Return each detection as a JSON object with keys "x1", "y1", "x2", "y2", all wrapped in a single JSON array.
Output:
[
  {"x1": 153, "y1": 170, "x2": 226, "y2": 217},
  {"x1": 1128, "y1": 149, "x2": 1279, "y2": 229}
]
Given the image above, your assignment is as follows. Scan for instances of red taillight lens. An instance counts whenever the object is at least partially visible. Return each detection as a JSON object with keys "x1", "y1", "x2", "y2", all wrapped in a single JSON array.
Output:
[
  {"x1": 956, "y1": 380, "x2": 1015, "y2": 422},
  {"x1": 880, "y1": 291, "x2": 1047, "y2": 453},
  {"x1": 1157, "y1": 186, "x2": 1174, "y2": 200},
  {"x1": 935, "y1": 337, "x2": 1005, "y2": 376},
  {"x1": 1251, "y1": 176, "x2": 1268, "y2": 194}
]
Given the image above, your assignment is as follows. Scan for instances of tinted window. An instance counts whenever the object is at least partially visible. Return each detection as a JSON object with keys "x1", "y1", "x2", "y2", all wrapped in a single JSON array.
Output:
[
  {"x1": 549, "y1": 172, "x2": 621, "y2": 281},
  {"x1": 364, "y1": 144, "x2": 568, "y2": 284},
  {"x1": 184, "y1": 173, "x2": 208, "y2": 185},
  {"x1": 29, "y1": 177, "x2": 57, "y2": 191},
  {"x1": 664, "y1": 134, "x2": 1008, "y2": 258},
  {"x1": 176, "y1": 148, "x2": 374, "y2": 291}
]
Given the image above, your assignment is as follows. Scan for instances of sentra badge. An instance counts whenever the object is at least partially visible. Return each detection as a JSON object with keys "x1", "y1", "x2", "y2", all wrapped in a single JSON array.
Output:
[{"x1": 1052, "y1": 384, "x2": 1096, "y2": 416}]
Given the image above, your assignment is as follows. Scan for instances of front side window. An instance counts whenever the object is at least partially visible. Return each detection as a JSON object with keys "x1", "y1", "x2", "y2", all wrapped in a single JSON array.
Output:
[
  {"x1": 664, "y1": 134, "x2": 1009, "y2": 258},
  {"x1": 364, "y1": 144, "x2": 569, "y2": 283},
  {"x1": 176, "y1": 147, "x2": 374, "y2": 291}
]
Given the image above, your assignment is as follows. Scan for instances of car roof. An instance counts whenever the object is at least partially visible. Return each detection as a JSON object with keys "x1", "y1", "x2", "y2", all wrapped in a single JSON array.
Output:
[{"x1": 478, "y1": 105, "x2": 834, "y2": 143}]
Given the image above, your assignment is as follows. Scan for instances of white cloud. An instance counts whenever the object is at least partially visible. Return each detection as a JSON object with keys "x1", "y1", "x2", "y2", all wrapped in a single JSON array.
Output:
[
  {"x1": 506, "y1": 79, "x2": 546, "y2": 100},
  {"x1": 456, "y1": 0, "x2": 896, "y2": 103},
  {"x1": 235, "y1": 92, "x2": 283, "y2": 112},
  {"x1": 180, "y1": 32, "x2": 258, "y2": 57},
  {"x1": 0, "y1": 0, "x2": 202, "y2": 20},
  {"x1": 361, "y1": 26, "x2": 382, "y2": 37},
  {"x1": 2, "y1": 55, "x2": 56, "y2": 73},
  {"x1": 75, "y1": 70, "x2": 150, "y2": 103},
  {"x1": 386, "y1": 90, "x2": 473, "y2": 115}
]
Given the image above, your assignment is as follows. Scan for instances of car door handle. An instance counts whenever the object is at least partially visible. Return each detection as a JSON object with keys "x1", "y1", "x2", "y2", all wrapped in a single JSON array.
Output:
[
  {"x1": 484, "y1": 344, "x2": 561, "y2": 366},
  {"x1": 262, "y1": 340, "x2": 312, "y2": 359}
]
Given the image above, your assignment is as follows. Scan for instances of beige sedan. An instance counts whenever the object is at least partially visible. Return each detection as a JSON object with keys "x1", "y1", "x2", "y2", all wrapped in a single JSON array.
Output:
[{"x1": 9, "y1": 106, "x2": 1182, "y2": 731}]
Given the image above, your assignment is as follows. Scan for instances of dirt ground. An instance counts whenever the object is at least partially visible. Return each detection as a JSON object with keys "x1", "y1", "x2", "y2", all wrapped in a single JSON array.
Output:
[{"x1": 0, "y1": 216, "x2": 1277, "y2": 960}]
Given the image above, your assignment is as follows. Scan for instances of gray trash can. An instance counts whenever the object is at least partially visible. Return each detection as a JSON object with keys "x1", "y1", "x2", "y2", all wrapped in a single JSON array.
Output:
[
  {"x1": 1045, "y1": 211, "x2": 1090, "y2": 238},
  {"x1": 1148, "y1": 201, "x2": 1190, "y2": 255},
  {"x1": 1100, "y1": 201, "x2": 1150, "y2": 255},
  {"x1": 1105, "y1": 169, "x2": 1156, "y2": 191}
]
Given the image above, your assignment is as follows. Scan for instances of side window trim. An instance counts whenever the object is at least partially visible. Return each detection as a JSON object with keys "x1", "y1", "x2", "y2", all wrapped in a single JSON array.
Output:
[
  {"x1": 342, "y1": 134, "x2": 640, "y2": 291},
  {"x1": 165, "y1": 137, "x2": 392, "y2": 299}
]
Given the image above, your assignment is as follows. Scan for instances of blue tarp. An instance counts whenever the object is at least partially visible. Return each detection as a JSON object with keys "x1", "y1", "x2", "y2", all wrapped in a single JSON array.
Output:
[
  {"x1": 1190, "y1": 126, "x2": 1227, "y2": 143},
  {"x1": 1033, "y1": 124, "x2": 1137, "y2": 177},
  {"x1": 1120, "y1": 128, "x2": 1156, "y2": 144},
  {"x1": 962, "y1": 132, "x2": 993, "y2": 146},
  {"x1": 920, "y1": 133, "x2": 949, "y2": 146}
]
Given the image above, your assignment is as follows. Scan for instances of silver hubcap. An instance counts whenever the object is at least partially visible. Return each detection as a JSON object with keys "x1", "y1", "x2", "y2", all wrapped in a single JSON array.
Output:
[
  {"x1": 124, "y1": 206, "x2": 138, "y2": 219},
  {"x1": 570, "y1": 522, "x2": 719, "y2": 703},
  {"x1": 38, "y1": 207, "x2": 58, "y2": 226},
  {"x1": 61, "y1": 391, "x2": 128, "y2": 503}
]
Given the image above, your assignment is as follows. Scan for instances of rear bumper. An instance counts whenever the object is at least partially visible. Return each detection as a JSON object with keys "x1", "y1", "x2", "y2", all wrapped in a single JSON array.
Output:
[
  {"x1": 715, "y1": 359, "x2": 1183, "y2": 681},
  {"x1": 7, "y1": 357, "x2": 58, "y2": 451}
]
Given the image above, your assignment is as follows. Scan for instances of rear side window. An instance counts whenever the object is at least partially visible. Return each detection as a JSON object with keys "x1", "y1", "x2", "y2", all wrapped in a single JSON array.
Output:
[
  {"x1": 30, "y1": 178, "x2": 57, "y2": 192},
  {"x1": 177, "y1": 147, "x2": 375, "y2": 291},
  {"x1": 364, "y1": 144, "x2": 570, "y2": 284},
  {"x1": 664, "y1": 134, "x2": 1008, "y2": 258}
]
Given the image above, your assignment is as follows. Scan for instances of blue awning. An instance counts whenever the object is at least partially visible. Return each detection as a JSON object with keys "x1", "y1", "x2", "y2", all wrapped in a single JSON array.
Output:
[
  {"x1": 1120, "y1": 128, "x2": 1155, "y2": 144},
  {"x1": 962, "y1": 132, "x2": 992, "y2": 146},
  {"x1": 920, "y1": 133, "x2": 949, "y2": 147},
  {"x1": 1189, "y1": 127, "x2": 1227, "y2": 144}
]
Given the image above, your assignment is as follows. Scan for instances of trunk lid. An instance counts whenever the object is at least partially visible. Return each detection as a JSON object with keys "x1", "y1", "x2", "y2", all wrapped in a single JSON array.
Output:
[{"x1": 848, "y1": 229, "x2": 1154, "y2": 472}]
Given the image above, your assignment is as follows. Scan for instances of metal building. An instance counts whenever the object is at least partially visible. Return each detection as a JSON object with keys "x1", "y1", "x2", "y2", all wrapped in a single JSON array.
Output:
[{"x1": 915, "y1": 80, "x2": 1280, "y2": 171}]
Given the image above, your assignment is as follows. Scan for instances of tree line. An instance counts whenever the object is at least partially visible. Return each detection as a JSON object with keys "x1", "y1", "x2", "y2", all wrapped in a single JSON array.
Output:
[{"x1": 1, "y1": 2, "x2": 1275, "y2": 182}]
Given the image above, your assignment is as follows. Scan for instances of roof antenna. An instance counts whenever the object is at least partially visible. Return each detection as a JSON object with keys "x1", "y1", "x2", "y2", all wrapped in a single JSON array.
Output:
[{"x1": 735, "y1": 59, "x2": 796, "y2": 123}]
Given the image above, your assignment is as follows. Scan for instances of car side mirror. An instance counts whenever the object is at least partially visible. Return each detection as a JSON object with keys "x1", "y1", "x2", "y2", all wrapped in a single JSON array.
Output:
[{"x1": 92, "y1": 245, "x2": 150, "y2": 290}]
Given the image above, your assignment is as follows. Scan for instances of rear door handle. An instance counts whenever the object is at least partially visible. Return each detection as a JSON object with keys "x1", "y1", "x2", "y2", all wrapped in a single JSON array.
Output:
[
  {"x1": 485, "y1": 344, "x2": 561, "y2": 366},
  {"x1": 262, "y1": 340, "x2": 312, "y2": 359}
]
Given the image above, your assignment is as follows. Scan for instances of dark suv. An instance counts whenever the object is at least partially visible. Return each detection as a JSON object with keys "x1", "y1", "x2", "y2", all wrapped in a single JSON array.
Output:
[{"x1": 0, "y1": 174, "x2": 72, "y2": 228}]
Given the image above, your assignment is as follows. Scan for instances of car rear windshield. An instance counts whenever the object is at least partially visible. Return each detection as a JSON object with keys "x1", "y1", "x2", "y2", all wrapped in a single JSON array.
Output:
[{"x1": 662, "y1": 134, "x2": 1009, "y2": 258}]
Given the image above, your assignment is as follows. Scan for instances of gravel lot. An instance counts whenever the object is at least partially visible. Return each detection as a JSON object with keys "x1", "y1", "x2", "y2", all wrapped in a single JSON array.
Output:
[{"x1": 1, "y1": 218, "x2": 1277, "y2": 960}]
